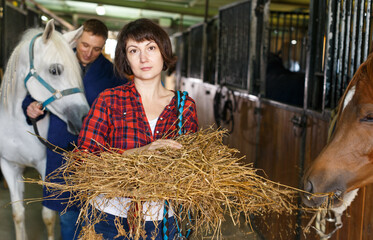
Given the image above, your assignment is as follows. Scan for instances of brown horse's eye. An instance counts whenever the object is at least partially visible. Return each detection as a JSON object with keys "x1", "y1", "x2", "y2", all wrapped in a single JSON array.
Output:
[{"x1": 360, "y1": 114, "x2": 373, "y2": 122}]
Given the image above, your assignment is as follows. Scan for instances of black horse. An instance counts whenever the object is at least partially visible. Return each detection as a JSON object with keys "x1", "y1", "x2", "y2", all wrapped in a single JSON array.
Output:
[{"x1": 265, "y1": 53, "x2": 305, "y2": 107}]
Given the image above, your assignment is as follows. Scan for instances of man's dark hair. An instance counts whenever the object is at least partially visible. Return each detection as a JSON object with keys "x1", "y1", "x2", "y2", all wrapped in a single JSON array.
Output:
[
  {"x1": 83, "y1": 19, "x2": 108, "y2": 40},
  {"x1": 114, "y1": 18, "x2": 177, "y2": 78}
]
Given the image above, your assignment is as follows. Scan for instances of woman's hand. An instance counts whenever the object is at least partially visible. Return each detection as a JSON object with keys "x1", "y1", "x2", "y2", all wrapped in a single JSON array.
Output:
[
  {"x1": 27, "y1": 101, "x2": 44, "y2": 119},
  {"x1": 123, "y1": 139, "x2": 182, "y2": 156},
  {"x1": 144, "y1": 139, "x2": 182, "y2": 151}
]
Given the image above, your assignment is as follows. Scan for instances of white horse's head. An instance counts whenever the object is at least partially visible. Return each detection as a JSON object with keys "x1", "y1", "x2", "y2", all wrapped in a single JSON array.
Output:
[{"x1": 3, "y1": 19, "x2": 90, "y2": 134}]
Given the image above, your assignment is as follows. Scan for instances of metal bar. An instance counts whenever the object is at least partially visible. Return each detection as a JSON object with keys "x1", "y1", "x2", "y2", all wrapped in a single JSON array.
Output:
[
  {"x1": 300, "y1": 13, "x2": 306, "y2": 71},
  {"x1": 204, "y1": 0, "x2": 209, "y2": 23},
  {"x1": 363, "y1": 0, "x2": 371, "y2": 61},
  {"x1": 294, "y1": 12, "x2": 300, "y2": 71},
  {"x1": 331, "y1": 0, "x2": 341, "y2": 108},
  {"x1": 356, "y1": 0, "x2": 364, "y2": 68},
  {"x1": 350, "y1": 0, "x2": 358, "y2": 78},
  {"x1": 336, "y1": 0, "x2": 346, "y2": 102},
  {"x1": 342, "y1": 0, "x2": 352, "y2": 91},
  {"x1": 288, "y1": 12, "x2": 292, "y2": 70},
  {"x1": 268, "y1": 13, "x2": 272, "y2": 54},
  {"x1": 282, "y1": 12, "x2": 285, "y2": 57},
  {"x1": 305, "y1": 1, "x2": 318, "y2": 109},
  {"x1": 322, "y1": 0, "x2": 336, "y2": 112},
  {"x1": 276, "y1": 12, "x2": 280, "y2": 53}
]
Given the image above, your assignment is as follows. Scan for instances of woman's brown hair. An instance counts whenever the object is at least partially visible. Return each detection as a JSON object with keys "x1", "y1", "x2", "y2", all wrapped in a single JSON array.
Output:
[{"x1": 114, "y1": 18, "x2": 177, "y2": 78}]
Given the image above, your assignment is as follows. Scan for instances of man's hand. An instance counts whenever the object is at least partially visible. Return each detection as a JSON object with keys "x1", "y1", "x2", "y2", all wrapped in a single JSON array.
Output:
[{"x1": 27, "y1": 101, "x2": 44, "y2": 119}]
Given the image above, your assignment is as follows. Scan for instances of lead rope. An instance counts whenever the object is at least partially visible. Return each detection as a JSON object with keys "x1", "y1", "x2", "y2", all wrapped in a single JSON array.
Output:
[{"x1": 163, "y1": 91, "x2": 189, "y2": 240}]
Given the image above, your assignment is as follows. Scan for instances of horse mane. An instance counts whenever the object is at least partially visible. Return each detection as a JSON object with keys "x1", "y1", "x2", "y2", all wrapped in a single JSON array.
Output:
[
  {"x1": 336, "y1": 52, "x2": 373, "y2": 119},
  {"x1": 0, "y1": 27, "x2": 82, "y2": 110}
]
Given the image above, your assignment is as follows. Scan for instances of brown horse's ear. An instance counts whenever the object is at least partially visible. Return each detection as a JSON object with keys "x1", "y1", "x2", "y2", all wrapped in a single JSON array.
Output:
[
  {"x1": 366, "y1": 54, "x2": 373, "y2": 80},
  {"x1": 42, "y1": 19, "x2": 55, "y2": 43}
]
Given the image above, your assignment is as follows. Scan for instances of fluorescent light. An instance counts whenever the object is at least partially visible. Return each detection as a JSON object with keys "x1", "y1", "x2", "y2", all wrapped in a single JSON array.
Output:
[
  {"x1": 41, "y1": 15, "x2": 49, "y2": 22},
  {"x1": 291, "y1": 40, "x2": 297, "y2": 45},
  {"x1": 96, "y1": 4, "x2": 105, "y2": 16}
]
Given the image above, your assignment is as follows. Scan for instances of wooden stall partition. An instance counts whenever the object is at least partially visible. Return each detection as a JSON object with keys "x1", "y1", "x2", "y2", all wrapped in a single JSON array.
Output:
[
  {"x1": 251, "y1": 103, "x2": 303, "y2": 239},
  {"x1": 222, "y1": 96, "x2": 259, "y2": 165},
  {"x1": 362, "y1": 185, "x2": 373, "y2": 239},
  {"x1": 299, "y1": 113, "x2": 330, "y2": 240},
  {"x1": 256, "y1": 103, "x2": 302, "y2": 186}
]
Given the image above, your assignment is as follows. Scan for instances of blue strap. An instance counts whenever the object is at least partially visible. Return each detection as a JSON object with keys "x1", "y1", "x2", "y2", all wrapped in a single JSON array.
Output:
[
  {"x1": 42, "y1": 88, "x2": 82, "y2": 109},
  {"x1": 163, "y1": 201, "x2": 169, "y2": 240},
  {"x1": 28, "y1": 33, "x2": 42, "y2": 70},
  {"x1": 163, "y1": 91, "x2": 190, "y2": 240},
  {"x1": 177, "y1": 91, "x2": 187, "y2": 135},
  {"x1": 173, "y1": 205, "x2": 192, "y2": 239}
]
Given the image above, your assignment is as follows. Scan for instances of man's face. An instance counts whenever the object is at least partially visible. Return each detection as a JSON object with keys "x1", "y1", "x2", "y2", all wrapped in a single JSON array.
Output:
[{"x1": 76, "y1": 31, "x2": 106, "y2": 66}]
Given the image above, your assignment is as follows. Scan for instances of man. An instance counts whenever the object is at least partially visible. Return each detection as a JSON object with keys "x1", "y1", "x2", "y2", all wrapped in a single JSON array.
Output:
[{"x1": 22, "y1": 19, "x2": 127, "y2": 239}]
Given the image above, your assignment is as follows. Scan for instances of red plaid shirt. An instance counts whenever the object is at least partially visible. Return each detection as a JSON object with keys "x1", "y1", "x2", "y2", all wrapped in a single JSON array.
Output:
[{"x1": 77, "y1": 81, "x2": 198, "y2": 152}]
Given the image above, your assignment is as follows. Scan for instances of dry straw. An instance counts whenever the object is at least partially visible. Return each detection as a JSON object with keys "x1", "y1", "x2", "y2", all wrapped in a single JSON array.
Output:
[{"x1": 29, "y1": 127, "x2": 306, "y2": 239}]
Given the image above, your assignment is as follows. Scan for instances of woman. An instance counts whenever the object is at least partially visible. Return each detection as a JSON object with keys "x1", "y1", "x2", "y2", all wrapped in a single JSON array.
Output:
[{"x1": 77, "y1": 18, "x2": 198, "y2": 239}]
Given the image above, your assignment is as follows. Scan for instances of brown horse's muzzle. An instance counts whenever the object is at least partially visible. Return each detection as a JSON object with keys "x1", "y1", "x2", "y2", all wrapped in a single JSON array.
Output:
[{"x1": 301, "y1": 169, "x2": 349, "y2": 208}]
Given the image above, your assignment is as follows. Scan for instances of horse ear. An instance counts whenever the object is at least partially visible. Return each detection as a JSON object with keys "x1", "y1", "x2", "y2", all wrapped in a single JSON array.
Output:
[
  {"x1": 63, "y1": 26, "x2": 84, "y2": 48},
  {"x1": 42, "y1": 19, "x2": 55, "y2": 43}
]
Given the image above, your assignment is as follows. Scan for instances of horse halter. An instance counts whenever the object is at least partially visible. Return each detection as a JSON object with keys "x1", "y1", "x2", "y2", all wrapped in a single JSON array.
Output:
[{"x1": 24, "y1": 33, "x2": 83, "y2": 110}]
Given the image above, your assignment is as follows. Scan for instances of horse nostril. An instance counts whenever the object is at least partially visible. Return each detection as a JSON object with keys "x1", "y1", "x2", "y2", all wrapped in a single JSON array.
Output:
[{"x1": 304, "y1": 180, "x2": 314, "y2": 193}]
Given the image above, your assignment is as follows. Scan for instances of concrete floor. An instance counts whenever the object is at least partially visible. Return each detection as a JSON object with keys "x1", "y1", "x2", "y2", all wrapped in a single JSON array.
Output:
[
  {"x1": 0, "y1": 168, "x2": 260, "y2": 240},
  {"x1": 0, "y1": 168, "x2": 61, "y2": 240}
]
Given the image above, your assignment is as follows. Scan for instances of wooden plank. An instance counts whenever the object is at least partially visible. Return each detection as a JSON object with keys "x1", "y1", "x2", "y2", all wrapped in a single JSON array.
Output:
[{"x1": 362, "y1": 185, "x2": 373, "y2": 239}]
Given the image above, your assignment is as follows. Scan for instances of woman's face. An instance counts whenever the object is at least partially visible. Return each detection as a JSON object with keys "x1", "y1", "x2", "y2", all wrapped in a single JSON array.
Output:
[{"x1": 125, "y1": 39, "x2": 164, "y2": 81}]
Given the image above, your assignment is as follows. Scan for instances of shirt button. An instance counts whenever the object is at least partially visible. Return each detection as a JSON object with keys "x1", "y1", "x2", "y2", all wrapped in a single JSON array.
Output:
[
  {"x1": 168, "y1": 106, "x2": 170, "y2": 109},
  {"x1": 160, "y1": 117, "x2": 163, "y2": 120},
  {"x1": 123, "y1": 112, "x2": 126, "y2": 115},
  {"x1": 156, "y1": 131, "x2": 159, "y2": 134}
]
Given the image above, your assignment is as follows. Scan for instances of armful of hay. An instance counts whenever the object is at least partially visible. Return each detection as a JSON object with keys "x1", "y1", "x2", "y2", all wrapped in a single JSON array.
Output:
[{"x1": 27, "y1": 127, "x2": 303, "y2": 238}]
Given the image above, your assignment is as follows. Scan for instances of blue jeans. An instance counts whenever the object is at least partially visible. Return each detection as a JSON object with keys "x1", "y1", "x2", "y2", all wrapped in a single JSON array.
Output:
[
  {"x1": 59, "y1": 209, "x2": 82, "y2": 240},
  {"x1": 93, "y1": 211, "x2": 177, "y2": 240}
]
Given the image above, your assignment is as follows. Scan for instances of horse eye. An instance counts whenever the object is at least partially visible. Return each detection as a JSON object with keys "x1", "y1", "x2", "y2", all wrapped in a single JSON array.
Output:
[
  {"x1": 49, "y1": 64, "x2": 64, "y2": 76},
  {"x1": 360, "y1": 114, "x2": 373, "y2": 122}
]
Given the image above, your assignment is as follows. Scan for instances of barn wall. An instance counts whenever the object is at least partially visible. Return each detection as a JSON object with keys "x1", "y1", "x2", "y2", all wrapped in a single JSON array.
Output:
[{"x1": 0, "y1": 3, "x2": 41, "y2": 83}]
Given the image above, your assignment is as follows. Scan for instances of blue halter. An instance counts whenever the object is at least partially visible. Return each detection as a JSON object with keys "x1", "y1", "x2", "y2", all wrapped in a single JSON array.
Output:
[{"x1": 24, "y1": 33, "x2": 83, "y2": 110}]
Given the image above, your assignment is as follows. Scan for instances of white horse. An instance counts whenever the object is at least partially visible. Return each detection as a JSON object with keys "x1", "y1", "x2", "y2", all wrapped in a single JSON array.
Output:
[{"x1": 0, "y1": 20, "x2": 90, "y2": 240}]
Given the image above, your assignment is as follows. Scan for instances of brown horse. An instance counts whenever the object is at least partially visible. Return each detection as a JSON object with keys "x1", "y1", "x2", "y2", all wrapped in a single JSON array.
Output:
[{"x1": 302, "y1": 52, "x2": 373, "y2": 215}]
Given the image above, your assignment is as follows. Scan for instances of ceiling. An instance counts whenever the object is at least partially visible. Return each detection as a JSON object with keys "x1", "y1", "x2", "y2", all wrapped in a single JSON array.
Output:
[{"x1": 24, "y1": 0, "x2": 310, "y2": 33}]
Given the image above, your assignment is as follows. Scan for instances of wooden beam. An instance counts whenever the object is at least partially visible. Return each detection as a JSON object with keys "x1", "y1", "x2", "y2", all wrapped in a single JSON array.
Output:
[{"x1": 28, "y1": 0, "x2": 75, "y2": 30}]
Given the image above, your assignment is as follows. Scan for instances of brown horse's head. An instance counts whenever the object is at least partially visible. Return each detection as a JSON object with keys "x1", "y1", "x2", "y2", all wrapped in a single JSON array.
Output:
[{"x1": 302, "y1": 53, "x2": 373, "y2": 212}]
